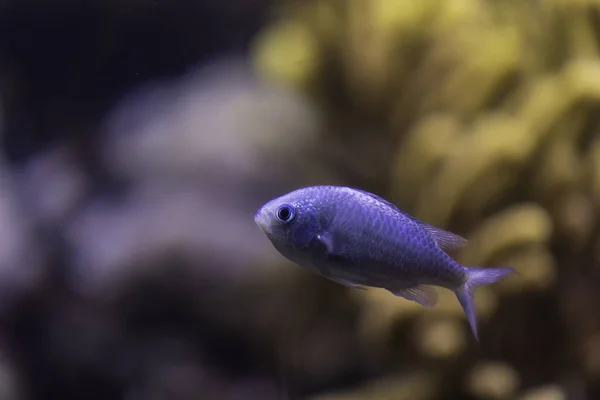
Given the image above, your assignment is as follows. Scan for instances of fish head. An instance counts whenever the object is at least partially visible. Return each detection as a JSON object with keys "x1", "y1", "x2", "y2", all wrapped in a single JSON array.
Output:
[{"x1": 255, "y1": 189, "x2": 322, "y2": 257}]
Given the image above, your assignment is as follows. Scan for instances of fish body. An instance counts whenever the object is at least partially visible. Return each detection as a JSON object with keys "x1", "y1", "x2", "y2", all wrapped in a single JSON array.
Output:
[{"x1": 254, "y1": 185, "x2": 515, "y2": 341}]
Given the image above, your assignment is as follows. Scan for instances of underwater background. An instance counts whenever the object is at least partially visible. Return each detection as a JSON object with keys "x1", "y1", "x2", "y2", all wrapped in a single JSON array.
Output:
[{"x1": 0, "y1": 0, "x2": 598, "y2": 399}]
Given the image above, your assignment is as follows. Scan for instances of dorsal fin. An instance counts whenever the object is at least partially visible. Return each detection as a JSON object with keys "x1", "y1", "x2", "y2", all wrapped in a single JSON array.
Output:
[
  {"x1": 421, "y1": 223, "x2": 468, "y2": 251},
  {"x1": 352, "y1": 188, "x2": 401, "y2": 211},
  {"x1": 353, "y1": 188, "x2": 468, "y2": 251}
]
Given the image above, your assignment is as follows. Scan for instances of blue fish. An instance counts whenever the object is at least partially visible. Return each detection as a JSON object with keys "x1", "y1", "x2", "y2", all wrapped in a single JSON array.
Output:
[{"x1": 254, "y1": 185, "x2": 516, "y2": 341}]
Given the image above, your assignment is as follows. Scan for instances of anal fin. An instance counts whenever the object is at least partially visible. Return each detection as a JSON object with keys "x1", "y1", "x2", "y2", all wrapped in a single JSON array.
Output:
[{"x1": 390, "y1": 285, "x2": 439, "y2": 308}]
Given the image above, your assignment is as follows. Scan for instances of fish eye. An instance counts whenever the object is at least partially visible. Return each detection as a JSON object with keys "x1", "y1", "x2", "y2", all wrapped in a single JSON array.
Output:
[{"x1": 276, "y1": 204, "x2": 295, "y2": 223}]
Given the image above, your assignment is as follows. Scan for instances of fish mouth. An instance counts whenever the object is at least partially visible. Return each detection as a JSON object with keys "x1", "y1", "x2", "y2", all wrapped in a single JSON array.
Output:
[{"x1": 254, "y1": 210, "x2": 272, "y2": 234}]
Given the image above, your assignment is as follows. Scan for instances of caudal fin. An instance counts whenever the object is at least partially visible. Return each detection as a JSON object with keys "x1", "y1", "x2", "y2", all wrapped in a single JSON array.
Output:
[{"x1": 455, "y1": 266, "x2": 516, "y2": 342}]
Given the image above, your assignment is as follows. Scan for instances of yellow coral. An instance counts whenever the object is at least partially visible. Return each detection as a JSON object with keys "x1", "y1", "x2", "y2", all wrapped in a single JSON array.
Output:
[
  {"x1": 390, "y1": 113, "x2": 462, "y2": 209},
  {"x1": 414, "y1": 113, "x2": 533, "y2": 227},
  {"x1": 252, "y1": 0, "x2": 600, "y2": 396},
  {"x1": 519, "y1": 385, "x2": 567, "y2": 400},
  {"x1": 466, "y1": 361, "x2": 521, "y2": 399},
  {"x1": 311, "y1": 371, "x2": 440, "y2": 400},
  {"x1": 251, "y1": 19, "x2": 320, "y2": 89},
  {"x1": 414, "y1": 315, "x2": 467, "y2": 358},
  {"x1": 460, "y1": 204, "x2": 554, "y2": 266},
  {"x1": 588, "y1": 136, "x2": 600, "y2": 203}
]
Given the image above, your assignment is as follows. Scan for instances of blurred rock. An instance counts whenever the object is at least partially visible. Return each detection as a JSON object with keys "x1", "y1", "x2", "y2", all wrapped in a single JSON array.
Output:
[
  {"x1": 66, "y1": 58, "x2": 330, "y2": 299},
  {"x1": 17, "y1": 145, "x2": 89, "y2": 226},
  {"x1": 0, "y1": 344, "x2": 23, "y2": 400},
  {"x1": 102, "y1": 59, "x2": 325, "y2": 188},
  {"x1": 0, "y1": 163, "x2": 43, "y2": 313}
]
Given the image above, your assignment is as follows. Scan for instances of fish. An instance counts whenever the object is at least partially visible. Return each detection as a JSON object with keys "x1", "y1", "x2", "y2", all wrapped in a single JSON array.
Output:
[{"x1": 254, "y1": 185, "x2": 516, "y2": 341}]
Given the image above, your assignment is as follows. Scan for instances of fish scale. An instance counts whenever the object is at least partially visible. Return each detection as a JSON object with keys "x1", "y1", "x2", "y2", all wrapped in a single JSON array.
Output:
[{"x1": 255, "y1": 185, "x2": 516, "y2": 341}]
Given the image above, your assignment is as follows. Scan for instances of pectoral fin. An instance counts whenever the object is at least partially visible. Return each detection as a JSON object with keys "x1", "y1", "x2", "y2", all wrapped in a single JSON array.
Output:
[
  {"x1": 390, "y1": 285, "x2": 439, "y2": 308},
  {"x1": 328, "y1": 276, "x2": 368, "y2": 290},
  {"x1": 316, "y1": 232, "x2": 335, "y2": 254}
]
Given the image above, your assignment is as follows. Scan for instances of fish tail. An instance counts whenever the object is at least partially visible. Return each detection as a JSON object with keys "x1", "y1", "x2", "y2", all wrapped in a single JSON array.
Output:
[{"x1": 455, "y1": 266, "x2": 516, "y2": 342}]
